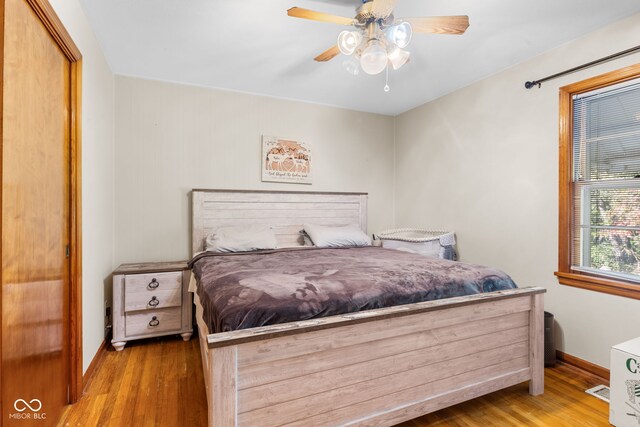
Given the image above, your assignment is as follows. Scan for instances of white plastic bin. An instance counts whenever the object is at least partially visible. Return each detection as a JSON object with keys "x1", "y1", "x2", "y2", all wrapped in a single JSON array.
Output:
[{"x1": 376, "y1": 229, "x2": 456, "y2": 260}]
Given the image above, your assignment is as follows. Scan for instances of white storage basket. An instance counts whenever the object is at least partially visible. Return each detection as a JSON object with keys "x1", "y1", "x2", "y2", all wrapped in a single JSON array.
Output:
[{"x1": 376, "y1": 229, "x2": 457, "y2": 260}]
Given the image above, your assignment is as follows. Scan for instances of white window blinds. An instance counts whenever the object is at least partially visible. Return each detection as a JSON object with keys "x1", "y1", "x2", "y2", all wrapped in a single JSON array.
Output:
[{"x1": 571, "y1": 78, "x2": 640, "y2": 283}]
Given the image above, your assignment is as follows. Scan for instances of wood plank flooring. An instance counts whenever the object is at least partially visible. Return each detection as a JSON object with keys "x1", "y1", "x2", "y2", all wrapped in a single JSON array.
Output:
[
  {"x1": 58, "y1": 335, "x2": 610, "y2": 426},
  {"x1": 59, "y1": 336, "x2": 207, "y2": 427}
]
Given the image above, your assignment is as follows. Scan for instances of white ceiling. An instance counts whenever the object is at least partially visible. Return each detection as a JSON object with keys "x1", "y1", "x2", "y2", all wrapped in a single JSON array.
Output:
[{"x1": 81, "y1": 0, "x2": 640, "y2": 116}]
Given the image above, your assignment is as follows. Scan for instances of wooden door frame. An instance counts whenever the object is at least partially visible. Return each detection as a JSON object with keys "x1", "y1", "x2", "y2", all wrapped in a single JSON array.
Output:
[{"x1": 0, "y1": 0, "x2": 83, "y2": 404}]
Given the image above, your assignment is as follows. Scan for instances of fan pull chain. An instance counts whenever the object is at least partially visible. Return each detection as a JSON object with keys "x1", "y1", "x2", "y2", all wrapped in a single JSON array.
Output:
[{"x1": 384, "y1": 65, "x2": 390, "y2": 92}]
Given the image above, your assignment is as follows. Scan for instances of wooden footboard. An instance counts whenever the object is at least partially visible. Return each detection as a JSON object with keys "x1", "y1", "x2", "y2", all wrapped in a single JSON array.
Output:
[{"x1": 194, "y1": 287, "x2": 545, "y2": 426}]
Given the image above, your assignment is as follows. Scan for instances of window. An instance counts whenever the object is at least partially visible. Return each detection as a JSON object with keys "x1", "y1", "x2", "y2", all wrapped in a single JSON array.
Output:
[{"x1": 557, "y1": 64, "x2": 640, "y2": 299}]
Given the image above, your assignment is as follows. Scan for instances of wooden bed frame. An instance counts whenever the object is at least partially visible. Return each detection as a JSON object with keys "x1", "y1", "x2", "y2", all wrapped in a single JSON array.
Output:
[{"x1": 190, "y1": 189, "x2": 545, "y2": 426}]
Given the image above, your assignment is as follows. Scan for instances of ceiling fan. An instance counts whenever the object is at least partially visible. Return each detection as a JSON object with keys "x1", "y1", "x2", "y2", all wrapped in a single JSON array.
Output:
[{"x1": 287, "y1": 0, "x2": 469, "y2": 77}]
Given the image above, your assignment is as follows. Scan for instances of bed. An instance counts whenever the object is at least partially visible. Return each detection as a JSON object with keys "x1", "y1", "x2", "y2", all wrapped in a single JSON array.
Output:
[{"x1": 189, "y1": 189, "x2": 545, "y2": 426}]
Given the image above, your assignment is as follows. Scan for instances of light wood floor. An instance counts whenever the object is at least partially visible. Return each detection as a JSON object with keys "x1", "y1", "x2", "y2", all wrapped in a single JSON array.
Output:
[{"x1": 58, "y1": 335, "x2": 610, "y2": 427}]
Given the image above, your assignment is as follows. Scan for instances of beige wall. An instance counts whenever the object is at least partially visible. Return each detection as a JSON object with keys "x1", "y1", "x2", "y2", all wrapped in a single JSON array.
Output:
[
  {"x1": 394, "y1": 14, "x2": 640, "y2": 368},
  {"x1": 50, "y1": 0, "x2": 115, "y2": 372},
  {"x1": 114, "y1": 76, "x2": 395, "y2": 265}
]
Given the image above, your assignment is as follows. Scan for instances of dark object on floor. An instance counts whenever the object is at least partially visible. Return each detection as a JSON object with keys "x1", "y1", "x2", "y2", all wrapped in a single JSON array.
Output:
[{"x1": 545, "y1": 311, "x2": 556, "y2": 367}]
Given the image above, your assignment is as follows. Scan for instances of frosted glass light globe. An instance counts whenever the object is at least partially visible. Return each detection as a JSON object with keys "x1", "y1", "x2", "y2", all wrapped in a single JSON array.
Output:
[
  {"x1": 360, "y1": 41, "x2": 388, "y2": 75},
  {"x1": 388, "y1": 22, "x2": 412, "y2": 49},
  {"x1": 343, "y1": 57, "x2": 360, "y2": 75},
  {"x1": 337, "y1": 30, "x2": 361, "y2": 55},
  {"x1": 388, "y1": 47, "x2": 410, "y2": 70}
]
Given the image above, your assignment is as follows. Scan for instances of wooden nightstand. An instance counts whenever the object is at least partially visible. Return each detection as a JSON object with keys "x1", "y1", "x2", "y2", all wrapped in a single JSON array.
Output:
[{"x1": 111, "y1": 261, "x2": 193, "y2": 351}]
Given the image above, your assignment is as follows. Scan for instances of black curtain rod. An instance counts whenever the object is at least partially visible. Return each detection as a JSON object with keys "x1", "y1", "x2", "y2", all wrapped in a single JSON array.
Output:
[{"x1": 524, "y1": 44, "x2": 640, "y2": 89}]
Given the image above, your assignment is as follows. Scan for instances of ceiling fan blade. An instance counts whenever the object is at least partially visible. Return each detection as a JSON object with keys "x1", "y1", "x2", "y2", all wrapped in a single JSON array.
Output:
[
  {"x1": 287, "y1": 7, "x2": 355, "y2": 26},
  {"x1": 404, "y1": 16, "x2": 470, "y2": 35},
  {"x1": 314, "y1": 45, "x2": 341, "y2": 62}
]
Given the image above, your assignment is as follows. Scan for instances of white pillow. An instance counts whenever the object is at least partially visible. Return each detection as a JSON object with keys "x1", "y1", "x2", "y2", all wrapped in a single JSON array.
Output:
[
  {"x1": 303, "y1": 224, "x2": 371, "y2": 248},
  {"x1": 205, "y1": 225, "x2": 278, "y2": 253}
]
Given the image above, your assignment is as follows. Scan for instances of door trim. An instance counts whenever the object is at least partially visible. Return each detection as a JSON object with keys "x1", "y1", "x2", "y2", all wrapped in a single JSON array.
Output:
[{"x1": 23, "y1": 0, "x2": 83, "y2": 403}]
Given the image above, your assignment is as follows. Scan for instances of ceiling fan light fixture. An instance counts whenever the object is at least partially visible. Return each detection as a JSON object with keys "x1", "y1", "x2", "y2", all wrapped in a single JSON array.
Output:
[
  {"x1": 387, "y1": 21, "x2": 412, "y2": 49},
  {"x1": 388, "y1": 47, "x2": 410, "y2": 70},
  {"x1": 360, "y1": 40, "x2": 388, "y2": 75},
  {"x1": 343, "y1": 57, "x2": 360, "y2": 76},
  {"x1": 337, "y1": 30, "x2": 362, "y2": 55},
  {"x1": 287, "y1": 4, "x2": 469, "y2": 86}
]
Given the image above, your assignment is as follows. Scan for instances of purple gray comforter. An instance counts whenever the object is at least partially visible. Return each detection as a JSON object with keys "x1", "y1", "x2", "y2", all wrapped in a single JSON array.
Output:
[{"x1": 189, "y1": 247, "x2": 517, "y2": 333}]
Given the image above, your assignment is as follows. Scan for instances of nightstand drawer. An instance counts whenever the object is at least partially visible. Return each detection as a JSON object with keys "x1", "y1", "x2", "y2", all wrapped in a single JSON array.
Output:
[
  {"x1": 125, "y1": 271, "x2": 182, "y2": 311},
  {"x1": 125, "y1": 288, "x2": 182, "y2": 312},
  {"x1": 125, "y1": 308, "x2": 182, "y2": 336}
]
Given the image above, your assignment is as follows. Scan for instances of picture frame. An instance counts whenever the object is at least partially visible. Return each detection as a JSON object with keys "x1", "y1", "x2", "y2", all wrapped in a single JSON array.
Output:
[{"x1": 261, "y1": 135, "x2": 312, "y2": 184}]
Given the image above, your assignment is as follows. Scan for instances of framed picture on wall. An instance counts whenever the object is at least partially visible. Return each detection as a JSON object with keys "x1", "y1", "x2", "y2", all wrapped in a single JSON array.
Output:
[{"x1": 261, "y1": 135, "x2": 312, "y2": 184}]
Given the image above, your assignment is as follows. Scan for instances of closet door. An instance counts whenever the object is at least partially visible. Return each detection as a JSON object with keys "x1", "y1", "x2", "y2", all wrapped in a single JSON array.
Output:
[{"x1": 1, "y1": 0, "x2": 81, "y2": 424}]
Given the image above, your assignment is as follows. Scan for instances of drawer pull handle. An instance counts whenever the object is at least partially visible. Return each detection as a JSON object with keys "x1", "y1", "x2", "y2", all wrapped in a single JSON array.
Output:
[
  {"x1": 149, "y1": 316, "x2": 160, "y2": 327},
  {"x1": 148, "y1": 278, "x2": 159, "y2": 289},
  {"x1": 148, "y1": 296, "x2": 159, "y2": 307}
]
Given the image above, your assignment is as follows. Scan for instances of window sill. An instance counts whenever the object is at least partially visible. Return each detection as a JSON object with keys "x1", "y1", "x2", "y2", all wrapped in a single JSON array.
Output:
[{"x1": 555, "y1": 271, "x2": 640, "y2": 300}]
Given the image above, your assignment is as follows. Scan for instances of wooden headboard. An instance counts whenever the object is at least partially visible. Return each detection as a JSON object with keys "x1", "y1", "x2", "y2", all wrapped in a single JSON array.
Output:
[{"x1": 190, "y1": 189, "x2": 368, "y2": 256}]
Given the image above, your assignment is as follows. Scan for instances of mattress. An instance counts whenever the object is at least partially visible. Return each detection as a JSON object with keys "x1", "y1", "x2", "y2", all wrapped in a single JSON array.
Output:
[{"x1": 189, "y1": 246, "x2": 517, "y2": 333}]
